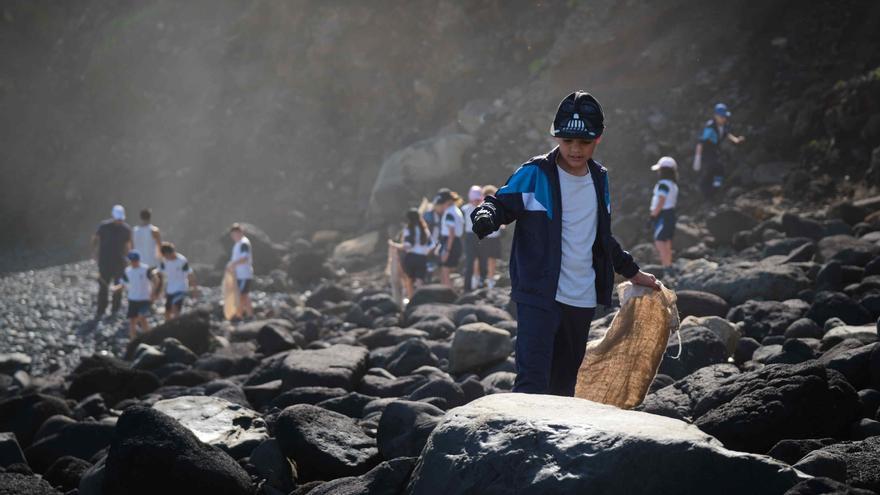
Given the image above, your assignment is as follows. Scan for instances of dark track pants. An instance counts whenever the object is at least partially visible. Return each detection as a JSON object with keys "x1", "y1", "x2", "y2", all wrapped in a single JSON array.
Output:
[
  {"x1": 97, "y1": 265, "x2": 123, "y2": 317},
  {"x1": 462, "y1": 233, "x2": 487, "y2": 291},
  {"x1": 513, "y1": 302, "x2": 595, "y2": 396}
]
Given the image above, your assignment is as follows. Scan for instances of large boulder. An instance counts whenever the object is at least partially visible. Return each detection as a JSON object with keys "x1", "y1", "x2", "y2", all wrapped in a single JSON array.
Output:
[
  {"x1": 638, "y1": 364, "x2": 741, "y2": 421},
  {"x1": 677, "y1": 260, "x2": 811, "y2": 305},
  {"x1": 406, "y1": 393, "x2": 804, "y2": 495},
  {"x1": 358, "y1": 328, "x2": 430, "y2": 350},
  {"x1": 706, "y1": 209, "x2": 758, "y2": 245},
  {"x1": 784, "y1": 477, "x2": 875, "y2": 495},
  {"x1": 67, "y1": 361, "x2": 160, "y2": 407},
  {"x1": 0, "y1": 394, "x2": 71, "y2": 449},
  {"x1": 368, "y1": 134, "x2": 476, "y2": 220},
  {"x1": 275, "y1": 404, "x2": 380, "y2": 482},
  {"x1": 802, "y1": 436, "x2": 880, "y2": 492},
  {"x1": 449, "y1": 323, "x2": 512, "y2": 374},
  {"x1": 125, "y1": 311, "x2": 212, "y2": 358},
  {"x1": 332, "y1": 231, "x2": 380, "y2": 267},
  {"x1": 692, "y1": 361, "x2": 861, "y2": 453},
  {"x1": 153, "y1": 396, "x2": 268, "y2": 458},
  {"x1": 245, "y1": 344, "x2": 368, "y2": 390},
  {"x1": 0, "y1": 432, "x2": 25, "y2": 468},
  {"x1": 807, "y1": 291, "x2": 873, "y2": 326},
  {"x1": 24, "y1": 422, "x2": 114, "y2": 473},
  {"x1": 658, "y1": 326, "x2": 729, "y2": 380},
  {"x1": 383, "y1": 339, "x2": 440, "y2": 376},
  {"x1": 0, "y1": 473, "x2": 61, "y2": 495},
  {"x1": 408, "y1": 285, "x2": 458, "y2": 307},
  {"x1": 728, "y1": 299, "x2": 811, "y2": 340},
  {"x1": 102, "y1": 405, "x2": 253, "y2": 495},
  {"x1": 680, "y1": 316, "x2": 741, "y2": 355},
  {"x1": 44, "y1": 456, "x2": 92, "y2": 492},
  {"x1": 818, "y1": 235, "x2": 880, "y2": 266},
  {"x1": 676, "y1": 290, "x2": 730, "y2": 319},
  {"x1": 782, "y1": 213, "x2": 825, "y2": 240},
  {"x1": 377, "y1": 400, "x2": 445, "y2": 460}
]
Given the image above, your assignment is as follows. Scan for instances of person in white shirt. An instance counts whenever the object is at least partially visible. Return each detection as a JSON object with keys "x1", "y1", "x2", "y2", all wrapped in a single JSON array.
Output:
[
  {"x1": 476, "y1": 184, "x2": 503, "y2": 288},
  {"x1": 649, "y1": 156, "x2": 680, "y2": 267},
  {"x1": 111, "y1": 250, "x2": 158, "y2": 339},
  {"x1": 388, "y1": 208, "x2": 436, "y2": 300},
  {"x1": 158, "y1": 242, "x2": 198, "y2": 321},
  {"x1": 132, "y1": 208, "x2": 162, "y2": 268},
  {"x1": 227, "y1": 223, "x2": 255, "y2": 320},
  {"x1": 460, "y1": 185, "x2": 488, "y2": 291},
  {"x1": 435, "y1": 190, "x2": 464, "y2": 288}
]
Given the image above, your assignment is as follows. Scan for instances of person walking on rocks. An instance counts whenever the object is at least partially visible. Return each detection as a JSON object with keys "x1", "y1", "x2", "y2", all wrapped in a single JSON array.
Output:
[
  {"x1": 388, "y1": 208, "x2": 435, "y2": 301},
  {"x1": 132, "y1": 208, "x2": 162, "y2": 269},
  {"x1": 158, "y1": 242, "x2": 198, "y2": 321},
  {"x1": 692, "y1": 102, "x2": 746, "y2": 199},
  {"x1": 436, "y1": 189, "x2": 464, "y2": 288},
  {"x1": 91, "y1": 204, "x2": 132, "y2": 318},
  {"x1": 423, "y1": 189, "x2": 449, "y2": 283},
  {"x1": 227, "y1": 223, "x2": 255, "y2": 320},
  {"x1": 461, "y1": 185, "x2": 488, "y2": 291},
  {"x1": 470, "y1": 91, "x2": 660, "y2": 396},
  {"x1": 477, "y1": 184, "x2": 503, "y2": 289},
  {"x1": 649, "y1": 156, "x2": 680, "y2": 267},
  {"x1": 111, "y1": 250, "x2": 158, "y2": 339}
]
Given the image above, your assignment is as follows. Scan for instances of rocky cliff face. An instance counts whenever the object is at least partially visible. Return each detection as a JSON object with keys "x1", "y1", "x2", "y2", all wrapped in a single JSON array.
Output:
[{"x1": 1, "y1": 0, "x2": 879, "y2": 268}]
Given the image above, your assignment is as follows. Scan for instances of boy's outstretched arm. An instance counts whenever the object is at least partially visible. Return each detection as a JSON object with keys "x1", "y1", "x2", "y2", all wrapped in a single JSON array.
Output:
[{"x1": 471, "y1": 167, "x2": 534, "y2": 238}]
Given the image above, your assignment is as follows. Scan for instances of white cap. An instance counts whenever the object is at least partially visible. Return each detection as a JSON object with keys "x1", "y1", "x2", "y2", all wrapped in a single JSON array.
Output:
[
  {"x1": 111, "y1": 204, "x2": 125, "y2": 220},
  {"x1": 468, "y1": 185, "x2": 483, "y2": 201},
  {"x1": 650, "y1": 156, "x2": 677, "y2": 171}
]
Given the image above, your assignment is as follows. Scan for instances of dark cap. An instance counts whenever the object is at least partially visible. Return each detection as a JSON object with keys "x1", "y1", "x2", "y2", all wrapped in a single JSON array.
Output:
[
  {"x1": 433, "y1": 188, "x2": 459, "y2": 205},
  {"x1": 550, "y1": 91, "x2": 605, "y2": 140}
]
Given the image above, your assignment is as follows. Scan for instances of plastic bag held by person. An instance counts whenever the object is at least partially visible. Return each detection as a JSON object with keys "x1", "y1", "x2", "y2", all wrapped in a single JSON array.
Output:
[{"x1": 575, "y1": 281, "x2": 680, "y2": 409}]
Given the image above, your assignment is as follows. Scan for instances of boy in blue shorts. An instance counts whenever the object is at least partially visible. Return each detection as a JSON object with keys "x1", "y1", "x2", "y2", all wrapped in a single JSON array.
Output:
[{"x1": 112, "y1": 250, "x2": 157, "y2": 339}]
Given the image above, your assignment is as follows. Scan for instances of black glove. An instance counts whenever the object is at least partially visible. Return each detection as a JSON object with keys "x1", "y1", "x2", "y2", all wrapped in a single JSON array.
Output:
[{"x1": 471, "y1": 207, "x2": 496, "y2": 240}]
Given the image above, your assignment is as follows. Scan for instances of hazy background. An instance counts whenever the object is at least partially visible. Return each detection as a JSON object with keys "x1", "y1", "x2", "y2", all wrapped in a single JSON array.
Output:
[{"x1": 2, "y1": 0, "x2": 879, "y2": 271}]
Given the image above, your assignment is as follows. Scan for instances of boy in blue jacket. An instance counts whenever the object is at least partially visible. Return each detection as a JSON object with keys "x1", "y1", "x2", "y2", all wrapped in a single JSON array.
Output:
[{"x1": 471, "y1": 91, "x2": 660, "y2": 396}]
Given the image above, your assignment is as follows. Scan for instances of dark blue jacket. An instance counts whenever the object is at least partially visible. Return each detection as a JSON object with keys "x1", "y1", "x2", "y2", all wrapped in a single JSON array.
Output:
[{"x1": 475, "y1": 147, "x2": 639, "y2": 309}]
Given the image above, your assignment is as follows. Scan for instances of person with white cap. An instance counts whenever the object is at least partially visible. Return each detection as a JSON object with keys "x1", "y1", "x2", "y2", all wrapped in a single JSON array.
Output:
[
  {"x1": 649, "y1": 156, "x2": 680, "y2": 267},
  {"x1": 460, "y1": 185, "x2": 488, "y2": 291},
  {"x1": 91, "y1": 204, "x2": 132, "y2": 318},
  {"x1": 692, "y1": 102, "x2": 746, "y2": 199}
]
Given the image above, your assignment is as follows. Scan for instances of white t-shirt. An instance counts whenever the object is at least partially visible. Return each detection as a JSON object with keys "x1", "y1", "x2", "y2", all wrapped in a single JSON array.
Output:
[
  {"x1": 121, "y1": 265, "x2": 153, "y2": 301},
  {"x1": 555, "y1": 165, "x2": 598, "y2": 308},
  {"x1": 231, "y1": 237, "x2": 254, "y2": 280},
  {"x1": 403, "y1": 226, "x2": 435, "y2": 256},
  {"x1": 650, "y1": 179, "x2": 679, "y2": 211},
  {"x1": 441, "y1": 205, "x2": 465, "y2": 238},
  {"x1": 132, "y1": 224, "x2": 158, "y2": 267},
  {"x1": 159, "y1": 254, "x2": 192, "y2": 295}
]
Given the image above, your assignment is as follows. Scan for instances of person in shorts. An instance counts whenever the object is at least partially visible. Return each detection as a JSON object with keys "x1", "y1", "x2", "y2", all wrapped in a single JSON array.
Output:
[
  {"x1": 158, "y1": 242, "x2": 198, "y2": 321},
  {"x1": 476, "y1": 184, "x2": 504, "y2": 288},
  {"x1": 227, "y1": 223, "x2": 255, "y2": 320},
  {"x1": 436, "y1": 190, "x2": 464, "y2": 288},
  {"x1": 389, "y1": 208, "x2": 436, "y2": 301},
  {"x1": 112, "y1": 250, "x2": 157, "y2": 339},
  {"x1": 649, "y1": 156, "x2": 680, "y2": 267}
]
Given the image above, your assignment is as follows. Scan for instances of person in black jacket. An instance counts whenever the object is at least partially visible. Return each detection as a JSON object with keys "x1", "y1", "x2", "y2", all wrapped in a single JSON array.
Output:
[{"x1": 471, "y1": 91, "x2": 659, "y2": 396}]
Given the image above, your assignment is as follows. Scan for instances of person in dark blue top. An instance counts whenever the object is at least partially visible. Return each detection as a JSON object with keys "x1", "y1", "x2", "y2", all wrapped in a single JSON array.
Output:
[
  {"x1": 470, "y1": 91, "x2": 660, "y2": 397},
  {"x1": 693, "y1": 102, "x2": 746, "y2": 198}
]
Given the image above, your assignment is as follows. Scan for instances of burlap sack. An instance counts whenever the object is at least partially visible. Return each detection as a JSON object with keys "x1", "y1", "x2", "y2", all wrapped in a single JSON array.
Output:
[{"x1": 575, "y1": 282, "x2": 680, "y2": 409}]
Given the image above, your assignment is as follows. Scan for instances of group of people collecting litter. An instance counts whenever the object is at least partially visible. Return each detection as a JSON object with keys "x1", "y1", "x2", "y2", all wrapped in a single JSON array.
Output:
[
  {"x1": 91, "y1": 207, "x2": 256, "y2": 338},
  {"x1": 91, "y1": 90, "x2": 743, "y2": 400},
  {"x1": 388, "y1": 185, "x2": 504, "y2": 302}
]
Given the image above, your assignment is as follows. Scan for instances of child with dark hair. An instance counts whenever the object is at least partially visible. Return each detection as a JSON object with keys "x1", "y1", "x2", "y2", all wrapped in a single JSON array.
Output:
[
  {"x1": 389, "y1": 208, "x2": 436, "y2": 300},
  {"x1": 649, "y1": 157, "x2": 680, "y2": 267},
  {"x1": 158, "y1": 241, "x2": 198, "y2": 321},
  {"x1": 436, "y1": 190, "x2": 464, "y2": 288},
  {"x1": 227, "y1": 223, "x2": 254, "y2": 320},
  {"x1": 111, "y1": 250, "x2": 157, "y2": 339}
]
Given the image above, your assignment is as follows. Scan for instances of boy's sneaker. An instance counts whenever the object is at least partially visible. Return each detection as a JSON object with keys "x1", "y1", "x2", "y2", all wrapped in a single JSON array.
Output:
[
  {"x1": 471, "y1": 276, "x2": 481, "y2": 289},
  {"x1": 487, "y1": 278, "x2": 496, "y2": 289}
]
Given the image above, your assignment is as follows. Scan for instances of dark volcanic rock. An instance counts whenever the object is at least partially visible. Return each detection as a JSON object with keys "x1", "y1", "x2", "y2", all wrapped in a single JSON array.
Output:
[
  {"x1": 0, "y1": 472, "x2": 61, "y2": 494},
  {"x1": 43, "y1": 456, "x2": 91, "y2": 492},
  {"x1": 805, "y1": 436, "x2": 880, "y2": 492},
  {"x1": 0, "y1": 394, "x2": 72, "y2": 449},
  {"x1": 785, "y1": 318, "x2": 824, "y2": 339},
  {"x1": 449, "y1": 323, "x2": 512, "y2": 374},
  {"x1": 675, "y1": 290, "x2": 730, "y2": 318},
  {"x1": 657, "y1": 326, "x2": 728, "y2": 380},
  {"x1": 406, "y1": 394, "x2": 802, "y2": 495},
  {"x1": 407, "y1": 378, "x2": 466, "y2": 409},
  {"x1": 638, "y1": 364, "x2": 740, "y2": 421},
  {"x1": 384, "y1": 339, "x2": 439, "y2": 376},
  {"x1": 735, "y1": 337, "x2": 761, "y2": 364},
  {"x1": 275, "y1": 404, "x2": 380, "y2": 482},
  {"x1": 793, "y1": 450, "x2": 849, "y2": 482},
  {"x1": 0, "y1": 432, "x2": 26, "y2": 468},
  {"x1": 307, "y1": 457, "x2": 416, "y2": 495},
  {"x1": 728, "y1": 299, "x2": 811, "y2": 340},
  {"x1": 784, "y1": 477, "x2": 875, "y2": 495},
  {"x1": 102, "y1": 405, "x2": 253, "y2": 495},
  {"x1": 677, "y1": 261, "x2": 811, "y2": 305},
  {"x1": 270, "y1": 386, "x2": 349, "y2": 410},
  {"x1": 316, "y1": 392, "x2": 378, "y2": 419},
  {"x1": 807, "y1": 291, "x2": 873, "y2": 326},
  {"x1": 357, "y1": 327, "x2": 430, "y2": 350},
  {"x1": 24, "y1": 421, "x2": 114, "y2": 473},
  {"x1": 377, "y1": 400, "x2": 445, "y2": 460},
  {"x1": 246, "y1": 344, "x2": 368, "y2": 390},
  {"x1": 67, "y1": 360, "x2": 160, "y2": 407},
  {"x1": 409, "y1": 285, "x2": 458, "y2": 306},
  {"x1": 818, "y1": 343, "x2": 877, "y2": 389},
  {"x1": 818, "y1": 235, "x2": 880, "y2": 266},
  {"x1": 125, "y1": 310, "x2": 212, "y2": 358},
  {"x1": 357, "y1": 373, "x2": 428, "y2": 398},
  {"x1": 782, "y1": 213, "x2": 825, "y2": 240},
  {"x1": 706, "y1": 208, "x2": 758, "y2": 245},
  {"x1": 249, "y1": 438, "x2": 297, "y2": 493},
  {"x1": 693, "y1": 361, "x2": 861, "y2": 454},
  {"x1": 768, "y1": 438, "x2": 840, "y2": 465}
]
